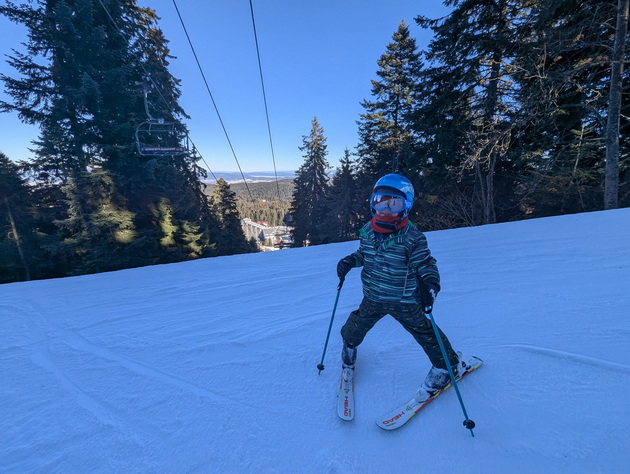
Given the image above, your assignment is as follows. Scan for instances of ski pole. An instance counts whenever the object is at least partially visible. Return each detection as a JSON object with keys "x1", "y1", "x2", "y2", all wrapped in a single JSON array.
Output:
[
  {"x1": 317, "y1": 278, "x2": 344, "y2": 374},
  {"x1": 426, "y1": 308, "x2": 476, "y2": 437}
]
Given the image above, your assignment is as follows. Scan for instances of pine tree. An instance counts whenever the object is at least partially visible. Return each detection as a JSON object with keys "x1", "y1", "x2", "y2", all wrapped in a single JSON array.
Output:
[
  {"x1": 356, "y1": 21, "x2": 423, "y2": 208},
  {"x1": 0, "y1": 0, "x2": 223, "y2": 275},
  {"x1": 512, "y1": 0, "x2": 627, "y2": 216},
  {"x1": 413, "y1": 0, "x2": 527, "y2": 226},
  {"x1": 290, "y1": 117, "x2": 331, "y2": 246},
  {"x1": 55, "y1": 169, "x2": 139, "y2": 274},
  {"x1": 322, "y1": 149, "x2": 361, "y2": 242},
  {"x1": 604, "y1": 0, "x2": 629, "y2": 209},
  {"x1": 211, "y1": 178, "x2": 257, "y2": 255},
  {"x1": 0, "y1": 153, "x2": 35, "y2": 282}
]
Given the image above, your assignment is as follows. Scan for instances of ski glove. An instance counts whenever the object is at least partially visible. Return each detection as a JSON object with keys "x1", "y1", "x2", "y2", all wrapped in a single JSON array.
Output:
[
  {"x1": 417, "y1": 276, "x2": 440, "y2": 313},
  {"x1": 337, "y1": 255, "x2": 355, "y2": 280}
]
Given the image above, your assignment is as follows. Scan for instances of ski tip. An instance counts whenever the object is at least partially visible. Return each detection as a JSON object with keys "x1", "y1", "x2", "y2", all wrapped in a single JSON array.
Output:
[
  {"x1": 376, "y1": 420, "x2": 397, "y2": 430},
  {"x1": 462, "y1": 355, "x2": 483, "y2": 370}
]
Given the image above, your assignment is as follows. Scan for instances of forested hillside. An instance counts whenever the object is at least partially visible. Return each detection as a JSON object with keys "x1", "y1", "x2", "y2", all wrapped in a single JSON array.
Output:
[{"x1": 204, "y1": 180, "x2": 294, "y2": 226}]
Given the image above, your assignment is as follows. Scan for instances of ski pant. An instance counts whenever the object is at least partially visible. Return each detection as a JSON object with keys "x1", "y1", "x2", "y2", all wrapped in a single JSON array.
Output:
[{"x1": 340, "y1": 297, "x2": 458, "y2": 370}]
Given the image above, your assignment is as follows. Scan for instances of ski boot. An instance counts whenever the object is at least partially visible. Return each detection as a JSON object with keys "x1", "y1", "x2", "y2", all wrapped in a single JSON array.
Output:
[{"x1": 414, "y1": 353, "x2": 465, "y2": 402}]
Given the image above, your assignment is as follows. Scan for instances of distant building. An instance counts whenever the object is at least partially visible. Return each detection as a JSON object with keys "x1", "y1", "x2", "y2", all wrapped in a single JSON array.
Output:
[{"x1": 241, "y1": 218, "x2": 293, "y2": 250}]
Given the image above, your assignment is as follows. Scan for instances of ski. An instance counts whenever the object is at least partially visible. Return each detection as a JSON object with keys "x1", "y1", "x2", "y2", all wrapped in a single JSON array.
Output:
[
  {"x1": 376, "y1": 356, "x2": 482, "y2": 430},
  {"x1": 337, "y1": 366, "x2": 355, "y2": 421}
]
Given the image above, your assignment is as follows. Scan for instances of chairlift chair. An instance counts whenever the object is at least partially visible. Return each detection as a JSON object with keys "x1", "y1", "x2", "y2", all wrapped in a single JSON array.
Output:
[{"x1": 135, "y1": 119, "x2": 188, "y2": 157}]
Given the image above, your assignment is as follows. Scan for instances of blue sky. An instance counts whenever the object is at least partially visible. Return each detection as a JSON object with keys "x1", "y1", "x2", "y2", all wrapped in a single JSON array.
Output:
[{"x1": 0, "y1": 1, "x2": 450, "y2": 173}]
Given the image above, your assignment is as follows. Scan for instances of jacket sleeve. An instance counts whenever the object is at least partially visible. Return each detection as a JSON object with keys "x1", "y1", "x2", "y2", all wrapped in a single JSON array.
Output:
[
  {"x1": 408, "y1": 233, "x2": 440, "y2": 289},
  {"x1": 348, "y1": 225, "x2": 369, "y2": 268},
  {"x1": 350, "y1": 247, "x2": 365, "y2": 268}
]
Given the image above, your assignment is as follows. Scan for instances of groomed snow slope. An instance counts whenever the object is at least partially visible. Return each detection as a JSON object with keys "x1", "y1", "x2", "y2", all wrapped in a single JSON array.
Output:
[{"x1": 1, "y1": 209, "x2": 629, "y2": 473}]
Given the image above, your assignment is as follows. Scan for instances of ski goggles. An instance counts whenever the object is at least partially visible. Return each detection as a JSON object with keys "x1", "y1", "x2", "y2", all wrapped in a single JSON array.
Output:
[{"x1": 370, "y1": 193, "x2": 406, "y2": 213}]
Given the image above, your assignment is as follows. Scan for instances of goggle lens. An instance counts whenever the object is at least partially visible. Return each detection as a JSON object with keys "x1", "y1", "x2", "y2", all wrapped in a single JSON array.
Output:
[{"x1": 371, "y1": 193, "x2": 405, "y2": 213}]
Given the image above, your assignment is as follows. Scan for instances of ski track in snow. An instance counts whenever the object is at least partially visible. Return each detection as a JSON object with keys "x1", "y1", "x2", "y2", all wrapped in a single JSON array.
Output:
[{"x1": 497, "y1": 343, "x2": 630, "y2": 373}]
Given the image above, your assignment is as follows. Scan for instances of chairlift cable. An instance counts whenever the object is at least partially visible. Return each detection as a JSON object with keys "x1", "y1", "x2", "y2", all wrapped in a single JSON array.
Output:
[
  {"x1": 187, "y1": 136, "x2": 218, "y2": 182},
  {"x1": 249, "y1": 0, "x2": 282, "y2": 201},
  {"x1": 171, "y1": 0, "x2": 253, "y2": 200}
]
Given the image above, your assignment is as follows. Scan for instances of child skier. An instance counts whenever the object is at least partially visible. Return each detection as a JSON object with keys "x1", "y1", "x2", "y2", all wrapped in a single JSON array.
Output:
[{"x1": 336, "y1": 173, "x2": 464, "y2": 402}]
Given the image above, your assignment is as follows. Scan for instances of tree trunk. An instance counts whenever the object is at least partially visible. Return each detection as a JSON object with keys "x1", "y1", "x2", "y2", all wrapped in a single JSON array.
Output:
[
  {"x1": 5, "y1": 197, "x2": 31, "y2": 281},
  {"x1": 604, "y1": 0, "x2": 629, "y2": 210}
]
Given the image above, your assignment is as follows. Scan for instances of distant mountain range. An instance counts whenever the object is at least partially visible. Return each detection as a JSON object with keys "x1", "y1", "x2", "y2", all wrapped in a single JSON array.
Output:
[{"x1": 202, "y1": 171, "x2": 296, "y2": 184}]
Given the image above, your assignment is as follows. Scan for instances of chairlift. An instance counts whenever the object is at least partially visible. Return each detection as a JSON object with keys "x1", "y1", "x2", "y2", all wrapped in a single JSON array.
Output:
[
  {"x1": 135, "y1": 79, "x2": 189, "y2": 157},
  {"x1": 135, "y1": 119, "x2": 188, "y2": 157}
]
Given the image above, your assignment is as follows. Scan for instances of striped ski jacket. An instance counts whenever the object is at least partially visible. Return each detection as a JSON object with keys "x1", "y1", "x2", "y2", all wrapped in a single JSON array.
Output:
[{"x1": 348, "y1": 221, "x2": 440, "y2": 304}]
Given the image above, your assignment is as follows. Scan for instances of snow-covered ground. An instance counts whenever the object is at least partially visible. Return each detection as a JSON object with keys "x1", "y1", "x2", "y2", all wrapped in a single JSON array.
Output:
[{"x1": 1, "y1": 209, "x2": 629, "y2": 473}]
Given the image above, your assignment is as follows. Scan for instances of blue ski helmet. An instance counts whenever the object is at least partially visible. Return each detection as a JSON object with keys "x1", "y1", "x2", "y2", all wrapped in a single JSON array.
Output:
[{"x1": 371, "y1": 173, "x2": 414, "y2": 217}]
